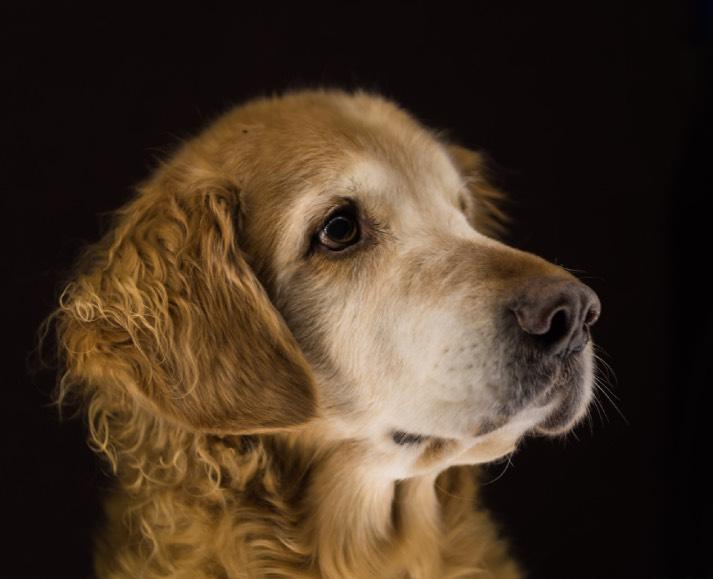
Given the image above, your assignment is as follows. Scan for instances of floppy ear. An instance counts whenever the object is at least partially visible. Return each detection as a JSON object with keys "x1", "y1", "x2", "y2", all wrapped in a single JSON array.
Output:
[
  {"x1": 447, "y1": 144, "x2": 508, "y2": 238},
  {"x1": 55, "y1": 156, "x2": 317, "y2": 434}
]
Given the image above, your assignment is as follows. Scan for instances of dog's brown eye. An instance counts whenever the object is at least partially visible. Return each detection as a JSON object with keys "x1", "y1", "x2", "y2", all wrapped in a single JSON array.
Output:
[{"x1": 319, "y1": 213, "x2": 359, "y2": 251}]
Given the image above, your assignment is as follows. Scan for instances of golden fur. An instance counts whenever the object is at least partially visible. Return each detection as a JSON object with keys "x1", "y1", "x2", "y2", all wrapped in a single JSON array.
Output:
[{"x1": 48, "y1": 89, "x2": 595, "y2": 578}]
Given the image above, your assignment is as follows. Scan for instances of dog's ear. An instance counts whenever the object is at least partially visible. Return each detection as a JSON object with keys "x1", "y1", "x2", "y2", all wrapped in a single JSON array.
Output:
[
  {"x1": 447, "y1": 145, "x2": 508, "y2": 238},
  {"x1": 54, "y1": 154, "x2": 317, "y2": 434}
]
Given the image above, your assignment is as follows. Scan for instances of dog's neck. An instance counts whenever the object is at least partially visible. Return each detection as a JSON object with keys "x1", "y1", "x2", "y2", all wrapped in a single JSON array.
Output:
[
  {"x1": 102, "y1": 416, "x2": 516, "y2": 578},
  {"x1": 264, "y1": 430, "x2": 462, "y2": 577}
]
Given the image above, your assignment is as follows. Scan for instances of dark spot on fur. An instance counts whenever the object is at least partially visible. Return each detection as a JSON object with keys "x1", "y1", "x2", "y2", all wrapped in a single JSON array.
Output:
[
  {"x1": 392, "y1": 431, "x2": 425, "y2": 445},
  {"x1": 237, "y1": 434, "x2": 258, "y2": 454}
]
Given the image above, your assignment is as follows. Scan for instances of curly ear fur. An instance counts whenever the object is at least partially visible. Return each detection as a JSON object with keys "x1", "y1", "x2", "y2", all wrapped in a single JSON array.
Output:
[
  {"x1": 447, "y1": 144, "x2": 508, "y2": 237},
  {"x1": 54, "y1": 151, "x2": 317, "y2": 437}
]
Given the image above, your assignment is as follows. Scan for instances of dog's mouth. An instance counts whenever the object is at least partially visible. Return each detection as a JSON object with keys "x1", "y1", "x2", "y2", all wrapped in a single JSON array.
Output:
[
  {"x1": 531, "y1": 351, "x2": 593, "y2": 434},
  {"x1": 495, "y1": 341, "x2": 593, "y2": 435},
  {"x1": 391, "y1": 349, "x2": 593, "y2": 451},
  {"x1": 391, "y1": 430, "x2": 428, "y2": 445},
  {"x1": 533, "y1": 378, "x2": 591, "y2": 434}
]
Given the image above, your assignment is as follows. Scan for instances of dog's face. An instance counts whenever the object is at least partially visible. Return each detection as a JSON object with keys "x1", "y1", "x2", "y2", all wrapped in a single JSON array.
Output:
[
  {"x1": 227, "y1": 91, "x2": 600, "y2": 474},
  {"x1": 59, "y1": 90, "x2": 600, "y2": 479}
]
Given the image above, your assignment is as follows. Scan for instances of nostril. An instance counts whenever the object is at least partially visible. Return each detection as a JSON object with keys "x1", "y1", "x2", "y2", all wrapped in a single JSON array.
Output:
[
  {"x1": 540, "y1": 308, "x2": 571, "y2": 348},
  {"x1": 510, "y1": 278, "x2": 600, "y2": 357},
  {"x1": 584, "y1": 304, "x2": 600, "y2": 327},
  {"x1": 511, "y1": 300, "x2": 576, "y2": 355}
]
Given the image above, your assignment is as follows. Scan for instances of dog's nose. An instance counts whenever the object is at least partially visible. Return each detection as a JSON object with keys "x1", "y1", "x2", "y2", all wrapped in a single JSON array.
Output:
[{"x1": 510, "y1": 278, "x2": 600, "y2": 356}]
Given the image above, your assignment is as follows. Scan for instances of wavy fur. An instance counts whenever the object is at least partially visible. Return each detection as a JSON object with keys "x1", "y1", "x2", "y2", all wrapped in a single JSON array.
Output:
[{"x1": 48, "y1": 90, "x2": 524, "y2": 578}]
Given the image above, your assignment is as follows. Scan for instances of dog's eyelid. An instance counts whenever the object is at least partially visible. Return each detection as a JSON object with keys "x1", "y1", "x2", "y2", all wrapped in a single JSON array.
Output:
[
  {"x1": 320, "y1": 197, "x2": 358, "y2": 225},
  {"x1": 306, "y1": 195, "x2": 357, "y2": 227},
  {"x1": 301, "y1": 196, "x2": 359, "y2": 258}
]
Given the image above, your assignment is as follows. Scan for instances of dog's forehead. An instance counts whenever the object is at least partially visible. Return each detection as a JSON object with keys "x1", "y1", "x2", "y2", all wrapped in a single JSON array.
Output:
[
  {"x1": 236, "y1": 94, "x2": 464, "y2": 220},
  {"x1": 226, "y1": 91, "x2": 464, "y2": 201},
  {"x1": 278, "y1": 100, "x2": 466, "y2": 211},
  {"x1": 331, "y1": 150, "x2": 462, "y2": 204}
]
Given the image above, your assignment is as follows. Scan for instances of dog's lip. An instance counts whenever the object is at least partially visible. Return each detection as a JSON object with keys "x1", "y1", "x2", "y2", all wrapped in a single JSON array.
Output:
[
  {"x1": 392, "y1": 409, "x2": 548, "y2": 446},
  {"x1": 534, "y1": 392, "x2": 586, "y2": 435},
  {"x1": 471, "y1": 417, "x2": 509, "y2": 437},
  {"x1": 390, "y1": 368, "x2": 588, "y2": 444},
  {"x1": 500, "y1": 345, "x2": 592, "y2": 435},
  {"x1": 391, "y1": 430, "x2": 429, "y2": 445},
  {"x1": 532, "y1": 373, "x2": 590, "y2": 435}
]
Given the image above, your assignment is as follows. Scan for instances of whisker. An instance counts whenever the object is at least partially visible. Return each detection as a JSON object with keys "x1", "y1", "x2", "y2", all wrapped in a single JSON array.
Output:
[
  {"x1": 589, "y1": 392, "x2": 608, "y2": 427},
  {"x1": 593, "y1": 380, "x2": 629, "y2": 425},
  {"x1": 481, "y1": 454, "x2": 515, "y2": 486}
]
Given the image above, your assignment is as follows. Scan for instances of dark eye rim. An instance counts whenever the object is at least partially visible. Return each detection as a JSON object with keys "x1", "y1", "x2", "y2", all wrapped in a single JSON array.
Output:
[{"x1": 315, "y1": 204, "x2": 361, "y2": 252}]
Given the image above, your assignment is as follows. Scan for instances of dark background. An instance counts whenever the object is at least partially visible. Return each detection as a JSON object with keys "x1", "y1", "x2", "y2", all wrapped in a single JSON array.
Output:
[{"x1": 3, "y1": 3, "x2": 711, "y2": 578}]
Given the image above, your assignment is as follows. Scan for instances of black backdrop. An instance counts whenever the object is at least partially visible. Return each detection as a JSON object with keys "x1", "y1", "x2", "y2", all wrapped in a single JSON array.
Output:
[{"x1": 3, "y1": 3, "x2": 711, "y2": 578}]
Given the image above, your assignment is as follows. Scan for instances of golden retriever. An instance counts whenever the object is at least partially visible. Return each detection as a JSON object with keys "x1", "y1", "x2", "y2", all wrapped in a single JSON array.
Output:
[{"x1": 51, "y1": 89, "x2": 600, "y2": 578}]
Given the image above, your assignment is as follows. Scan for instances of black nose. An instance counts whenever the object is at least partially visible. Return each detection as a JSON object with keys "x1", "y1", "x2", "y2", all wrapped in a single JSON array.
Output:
[{"x1": 510, "y1": 278, "x2": 601, "y2": 356}]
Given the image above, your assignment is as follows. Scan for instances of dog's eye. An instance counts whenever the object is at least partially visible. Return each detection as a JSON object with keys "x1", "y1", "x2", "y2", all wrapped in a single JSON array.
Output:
[{"x1": 319, "y1": 211, "x2": 360, "y2": 251}]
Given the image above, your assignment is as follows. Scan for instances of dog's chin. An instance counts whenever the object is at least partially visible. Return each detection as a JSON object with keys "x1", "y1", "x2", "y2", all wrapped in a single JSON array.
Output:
[
  {"x1": 502, "y1": 342, "x2": 593, "y2": 436},
  {"x1": 535, "y1": 408, "x2": 583, "y2": 435},
  {"x1": 387, "y1": 351, "x2": 594, "y2": 469},
  {"x1": 533, "y1": 370, "x2": 593, "y2": 435}
]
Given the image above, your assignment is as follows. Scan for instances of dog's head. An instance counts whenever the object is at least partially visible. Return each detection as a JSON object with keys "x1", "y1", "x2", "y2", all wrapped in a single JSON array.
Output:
[{"x1": 57, "y1": 90, "x2": 599, "y2": 476}]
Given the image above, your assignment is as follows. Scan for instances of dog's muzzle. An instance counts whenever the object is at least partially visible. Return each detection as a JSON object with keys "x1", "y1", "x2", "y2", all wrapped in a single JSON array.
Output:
[{"x1": 498, "y1": 276, "x2": 601, "y2": 430}]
